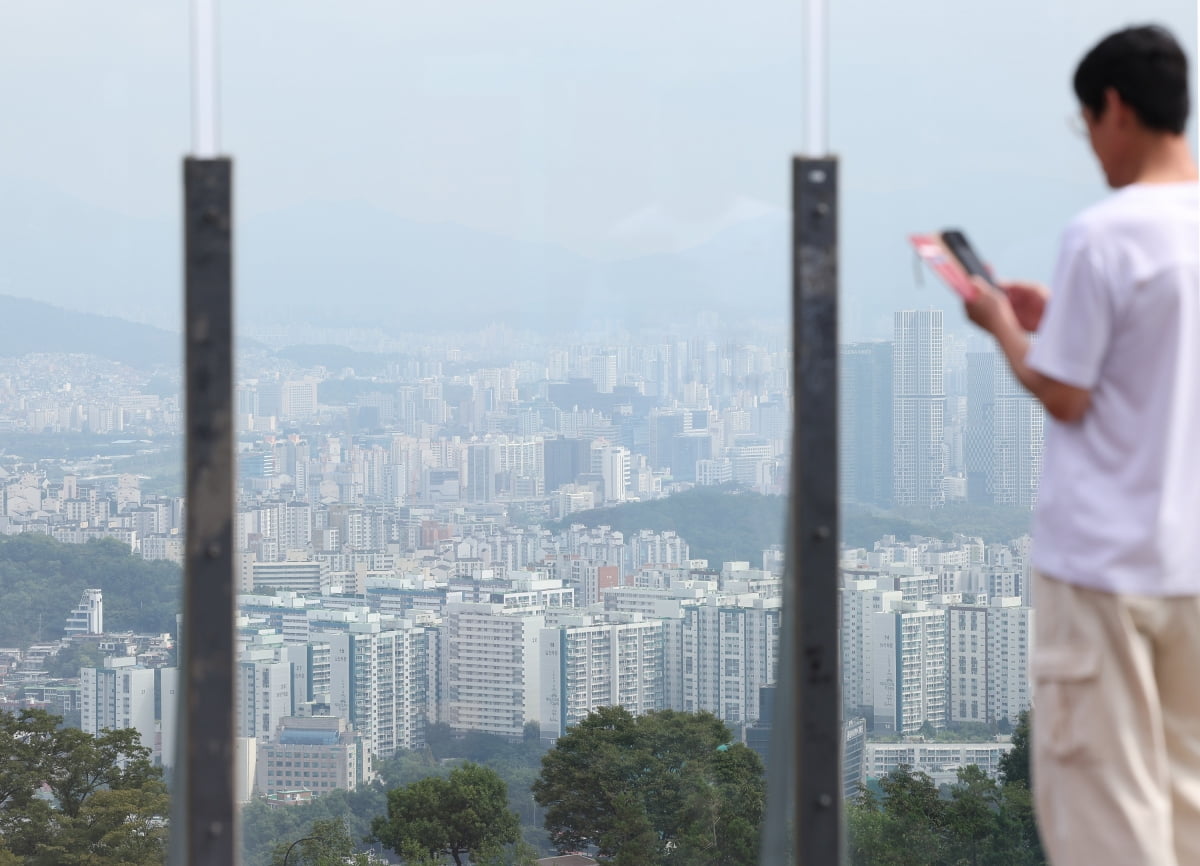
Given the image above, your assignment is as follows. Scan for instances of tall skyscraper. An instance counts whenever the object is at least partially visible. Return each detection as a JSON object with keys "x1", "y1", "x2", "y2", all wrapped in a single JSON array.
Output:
[
  {"x1": 991, "y1": 361, "x2": 1044, "y2": 508},
  {"x1": 466, "y1": 442, "x2": 496, "y2": 503},
  {"x1": 893, "y1": 311, "x2": 946, "y2": 507},
  {"x1": 841, "y1": 342, "x2": 894, "y2": 508},
  {"x1": 965, "y1": 352, "x2": 995, "y2": 504}
]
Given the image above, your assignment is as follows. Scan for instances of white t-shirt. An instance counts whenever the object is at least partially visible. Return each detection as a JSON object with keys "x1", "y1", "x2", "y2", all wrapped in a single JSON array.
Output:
[{"x1": 1027, "y1": 180, "x2": 1200, "y2": 596}]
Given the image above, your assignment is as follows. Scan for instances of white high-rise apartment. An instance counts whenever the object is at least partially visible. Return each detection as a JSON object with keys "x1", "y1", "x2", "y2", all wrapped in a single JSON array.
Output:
[
  {"x1": 538, "y1": 615, "x2": 665, "y2": 739},
  {"x1": 81, "y1": 657, "x2": 157, "y2": 759},
  {"x1": 628, "y1": 529, "x2": 689, "y2": 572},
  {"x1": 841, "y1": 577, "x2": 903, "y2": 720},
  {"x1": 893, "y1": 310, "x2": 946, "y2": 507},
  {"x1": 441, "y1": 602, "x2": 545, "y2": 739},
  {"x1": 324, "y1": 620, "x2": 430, "y2": 758},
  {"x1": 947, "y1": 597, "x2": 1034, "y2": 726},
  {"x1": 872, "y1": 601, "x2": 947, "y2": 734},
  {"x1": 236, "y1": 647, "x2": 293, "y2": 740},
  {"x1": 589, "y1": 352, "x2": 617, "y2": 394},
  {"x1": 281, "y1": 500, "x2": 313, "y2": 551},
  {"x1": 591, "y1": 442, "x2": 630, "y2": 504},
  {"x1": 665, "y1": 596, "x2": 781, "y2": 726},
  {"x1": 986, "y1": 598, "x2": 1034, "y2": 725}
]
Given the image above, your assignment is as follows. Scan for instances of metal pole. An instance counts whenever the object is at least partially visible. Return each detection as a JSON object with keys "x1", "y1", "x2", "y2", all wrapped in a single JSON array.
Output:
[
  {"x1": 190, "y1": 0, "x2": 220, "y2": 158},
  {"x1": 283, "y1": 835, "x2": 318, "y2": 866},
  {"x1": 802, "y1": 0, "x2": 829, "y2": 156},
  {"x1": 789, "y1": 155, "x2": 842, "y2": 864},
  {"x1": 172, "y1": 156, "x2": 237, "y2": 865}
]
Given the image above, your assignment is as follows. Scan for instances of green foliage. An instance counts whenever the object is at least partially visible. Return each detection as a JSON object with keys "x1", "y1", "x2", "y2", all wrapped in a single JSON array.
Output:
[
  {"x1": 547, "y1": 492, "x2": 1033, "y2": 566},
  {"x1": 242, "y1": 729, "x2": 553, "y2": 866},
  {"x1": 546, "y1": 486, "x2": 785, "y2": 568},
  {"x1": 998, "y1": 711, "x2": 1031, "y2": 788},
  {"x1": 267, "y1": 817, "x2": 373, "y2": 866},
  {"x1": 532, "y1": 707, "x2": 765, "y2": 865},
  {"x1": 241, "y1": 786, "x2": 387, "y2": 866},
  {"x1": 30, "y1": 781, "x2": 170, "y2": 866},
  {"x1": 40, "y1": 639, "x2": 106, "y2": 680},
  {"x1": 0, "y1": 433, "x2": 176, "y2": 461},
  {"x1": 109, "y1": 447, "x2": 183, "y2": 497},
  {"x1": 0, "y1": 534, "x2": 180, "y2": 646},
  {"x1": 42, "y1": 725, "x2": 158, "y2": 818},
  {"x1": 842, "y1": 503, "x2": 1034, "y2": 547},
  {"x1": 0, "y1": 708, "x2": 168, "y2": 866},
  {"x1": 422, "y1": 722, "x2": 552, "y2": 849},
  {"x1": 372, "y1": 762, "x2": 520, "y2": 866},
  {"x1": 847, "y1": 763, "x2": 1045, "y2": 865}
]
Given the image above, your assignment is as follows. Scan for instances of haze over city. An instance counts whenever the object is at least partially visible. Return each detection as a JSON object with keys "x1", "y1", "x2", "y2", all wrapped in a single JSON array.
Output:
[{"x1": 0, "y1": 0, "x2": 1192, "y2": 339}]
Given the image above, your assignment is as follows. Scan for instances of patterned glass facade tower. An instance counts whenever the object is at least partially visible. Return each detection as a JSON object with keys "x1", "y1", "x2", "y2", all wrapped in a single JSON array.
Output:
[
  {"x1": 841, "y1": 342, "x2": 894, "y2": 508},
  {"x1": 965, "y1": 351, "x2": 1044, "y2": 507}
]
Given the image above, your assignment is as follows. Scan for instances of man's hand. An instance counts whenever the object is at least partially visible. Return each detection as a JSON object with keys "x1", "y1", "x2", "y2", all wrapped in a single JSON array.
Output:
[
  {"x1": 1002, "y1": 281, "x2": 1050, "y2": 332},
  {"x1": 963, "y1": 278, "x2": 1020, "y2": 337},
  {"x1": 964, "y1": 277, "x2": 1090, "y2": 422}
]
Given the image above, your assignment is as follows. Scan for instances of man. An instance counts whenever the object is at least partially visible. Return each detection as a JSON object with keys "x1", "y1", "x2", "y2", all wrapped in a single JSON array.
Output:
[{"x1": 963, "y1": 24, "x2": 1199, "y2": 866}]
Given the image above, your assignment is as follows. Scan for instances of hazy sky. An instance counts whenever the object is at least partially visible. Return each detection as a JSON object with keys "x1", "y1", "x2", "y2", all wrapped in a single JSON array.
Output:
[{"x1": 0, "y1": 1, "x2": 1195, "y2": 339}]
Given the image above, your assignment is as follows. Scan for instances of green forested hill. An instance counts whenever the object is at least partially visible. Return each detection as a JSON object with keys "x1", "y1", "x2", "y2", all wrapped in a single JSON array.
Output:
[
  {"x1": 841, "y1": 503, "x2": 1033, "y2": 548},
  {"x1": 548, "y1": 486, "x2": 787, "y2": 568},
  {"x1": 0, "y1": 534, "x2": 180, "y2": 647},
  {"x1": 547, "y1": 488, "x2": 1032, "y2": 569}
]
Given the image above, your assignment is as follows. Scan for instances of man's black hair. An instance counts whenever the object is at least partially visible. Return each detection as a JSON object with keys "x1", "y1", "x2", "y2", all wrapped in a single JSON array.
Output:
[{"x1": 1073, "y1": 25, "x2": 1191, "y2": 134}]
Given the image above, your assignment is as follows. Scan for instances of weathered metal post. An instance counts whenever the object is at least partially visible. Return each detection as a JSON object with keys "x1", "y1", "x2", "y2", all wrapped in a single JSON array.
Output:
[
  {"x1": 789, "y1": 153, "x2": 842, "y2": 864},
  {"x1": 764, "y1": 0, "x2": 842, "y2": 862},
  {"x1": 172, "y1": 1, "x2": 238, "y2": 863}
]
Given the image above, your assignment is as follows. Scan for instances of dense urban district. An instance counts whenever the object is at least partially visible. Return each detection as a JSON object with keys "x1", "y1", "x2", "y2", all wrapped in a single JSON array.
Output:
[{"x1": 0, "y1": 307, "x2": 1047, "y2": 863}]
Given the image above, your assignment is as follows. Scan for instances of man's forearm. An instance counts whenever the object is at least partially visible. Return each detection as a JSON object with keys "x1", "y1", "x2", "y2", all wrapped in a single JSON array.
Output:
[
  {"x1": 990, "y1": 317, "x2": 1091, "y2": 423},
  {"x1": 992, "y1": 316, "x2": 1037, "y2": 391}
]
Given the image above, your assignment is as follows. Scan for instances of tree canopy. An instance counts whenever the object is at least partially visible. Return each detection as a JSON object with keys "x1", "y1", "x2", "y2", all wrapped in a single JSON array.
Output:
[
  {"x1": 546, "y1": 485, "x2": 784, "y2": 568},
  {"x1": 268, "y1": 817, "x2": 373, "y2": 866},
  {"x1": 532, "y1": 707, "x2": 765, "y2": 865},
  {"x1": 372, "y1": 762, "x2": 521, "y2": 866},
  {"x1": 847, "y1": 754, "x2": 1044, "y2": 865},
  {"x1": 0, "y1": 709, "x2": 168, "y2": 866}
]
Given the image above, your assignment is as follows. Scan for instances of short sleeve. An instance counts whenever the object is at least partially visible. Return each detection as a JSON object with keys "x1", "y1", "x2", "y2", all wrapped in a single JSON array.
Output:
[{"x1": 1026, "y1": 222, "x2": 1113, "y2": 389}]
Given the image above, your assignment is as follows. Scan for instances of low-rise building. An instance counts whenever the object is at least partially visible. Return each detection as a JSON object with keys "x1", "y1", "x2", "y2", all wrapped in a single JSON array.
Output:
[{"x1": 256, "y1": 715, "x2": 370, "y2": 798}]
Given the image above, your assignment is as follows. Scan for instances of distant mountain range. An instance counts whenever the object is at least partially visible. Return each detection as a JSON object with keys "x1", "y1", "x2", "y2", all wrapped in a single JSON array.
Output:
[
  {"x1": 0, "y1": 169, "x2": 1099, "y2": 342},
  {"x1": 0, "y1": 176, "x2": 790, "y2": 337},
  {"x1": 0, "y1": 294, "x2": 180, "y2": 368},
  {"x1": 240, "y1": 201, "x2": 791, "y2": 334}
]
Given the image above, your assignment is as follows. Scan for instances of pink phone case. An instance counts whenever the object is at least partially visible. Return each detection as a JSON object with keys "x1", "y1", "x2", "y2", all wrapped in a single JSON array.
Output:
[{"x1": 909, "y1": 234, "x2": 980, "y2": 301}]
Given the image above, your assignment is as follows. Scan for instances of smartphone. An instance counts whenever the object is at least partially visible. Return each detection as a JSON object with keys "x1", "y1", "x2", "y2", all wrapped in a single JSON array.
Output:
[{"x1": 940, "y1": 229, "x2": 996, "y2": 289}]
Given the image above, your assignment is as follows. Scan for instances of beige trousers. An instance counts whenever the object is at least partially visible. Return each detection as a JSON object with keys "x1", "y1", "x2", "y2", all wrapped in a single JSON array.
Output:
[{"x1": 1033, "y1": 571, "x2": 1200, "y2": 866}]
